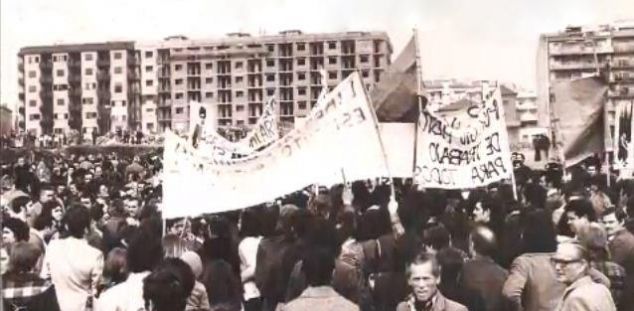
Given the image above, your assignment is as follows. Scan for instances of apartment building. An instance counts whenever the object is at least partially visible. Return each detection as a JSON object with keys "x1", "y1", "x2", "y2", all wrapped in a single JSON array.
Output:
[
  {"x1": 18, "y1": 42, "x2": 140, "y2": 137},
  {"x1": 536, "y1": 20, "x2": 634, "y2": 133}
]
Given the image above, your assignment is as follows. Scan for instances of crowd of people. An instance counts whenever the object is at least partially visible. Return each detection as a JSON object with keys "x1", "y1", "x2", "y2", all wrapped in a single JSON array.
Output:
[{"x1": 1, "y1": 148, "x2": 634, "y2": 311}]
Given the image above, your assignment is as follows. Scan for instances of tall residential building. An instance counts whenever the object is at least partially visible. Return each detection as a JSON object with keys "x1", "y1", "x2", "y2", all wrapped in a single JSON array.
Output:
[
  {"x1": 18, "y1": 31, "x2": 392, "y2": 137},
  {"x1": 18, "y1": 42, "x2": 141, "y2": 137},
  {"x1": 536, "y1": 20, "x2": 634, "y2": 134}
]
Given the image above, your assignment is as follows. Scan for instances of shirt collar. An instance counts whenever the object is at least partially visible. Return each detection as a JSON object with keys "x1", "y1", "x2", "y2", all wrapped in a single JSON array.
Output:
[{"x1": 300, "y1": 286, "x2": 339, "y2": 298}]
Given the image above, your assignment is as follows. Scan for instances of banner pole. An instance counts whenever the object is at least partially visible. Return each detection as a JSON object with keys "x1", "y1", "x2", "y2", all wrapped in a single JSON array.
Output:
[{"x1": 412, "y1": 28, "x2": 424, "y2": 179}]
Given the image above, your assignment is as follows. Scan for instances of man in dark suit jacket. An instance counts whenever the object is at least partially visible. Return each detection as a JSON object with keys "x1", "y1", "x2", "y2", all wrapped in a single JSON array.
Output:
[{"x1": 459, "y1": 226, "x2": 509, "y2": 311}]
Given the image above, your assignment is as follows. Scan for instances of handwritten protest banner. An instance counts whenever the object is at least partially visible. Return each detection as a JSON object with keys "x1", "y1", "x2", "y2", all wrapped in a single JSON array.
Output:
[
  {"x1": 414, "y1": 86, "x2": 513, "y2": 189},
  {"x1": 239, "y1": 97, "x2": 279, "y2": 151},
  {"x1": 163, "y1": 72, "x2": 389, "y2": 218}
]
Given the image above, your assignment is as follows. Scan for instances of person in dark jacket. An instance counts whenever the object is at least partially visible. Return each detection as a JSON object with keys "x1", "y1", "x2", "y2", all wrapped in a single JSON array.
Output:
[{"x1": 2, "y1": 241, "x2": 61, "y2": 311}]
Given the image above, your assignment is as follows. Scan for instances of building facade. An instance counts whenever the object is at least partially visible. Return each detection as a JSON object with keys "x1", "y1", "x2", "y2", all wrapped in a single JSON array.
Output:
[
  {"x1": 18, "y1": 31, "x2": 392, "y2": 137},
  {"x1": 18, "y1": 42, "x2": 139, "y2": 137},
  {"x1": 0, "y1": 105, "x2": 13, "y2": 136},
  {"x1": 536, "y1": 20, "x2": 634, "y2": 134}
]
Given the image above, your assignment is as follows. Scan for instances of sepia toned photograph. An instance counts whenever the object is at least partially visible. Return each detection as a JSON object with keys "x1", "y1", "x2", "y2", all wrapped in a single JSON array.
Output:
[{"x1": 1, "y1": 0, "x2": 634, "y2": 310}]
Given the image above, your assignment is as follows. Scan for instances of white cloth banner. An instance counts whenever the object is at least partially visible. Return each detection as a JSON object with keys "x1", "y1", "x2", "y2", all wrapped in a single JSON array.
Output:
[
  {"x1": 414, "y1": 86, "x2": 513, "y2": 189},
  {"x1": 238, "y1": 97, "x2": 279, "y2": 151},
  {"x1": 163, "y1": 72, "x2": 389, "y2": 218}
]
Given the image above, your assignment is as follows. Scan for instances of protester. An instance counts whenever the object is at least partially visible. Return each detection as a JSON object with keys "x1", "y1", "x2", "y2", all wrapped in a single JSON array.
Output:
[
  {"x1": 142, "y1": 258, "x2": 195, "y2": 311},
  {"x1": 552, "y1": 241, "x2": 616, "y2": 310}
]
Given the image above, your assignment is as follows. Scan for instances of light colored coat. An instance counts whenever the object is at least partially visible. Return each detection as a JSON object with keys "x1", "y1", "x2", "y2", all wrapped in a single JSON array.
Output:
[
  {"x1": 278, "y1": 286, "x2": 358, "y2": 311},
  {"x1": 555, "y1": 276, "x2": 616, "y2": 311},
  {"x1": 41, "y1": 237, "x2": 103, "y2": 311},
  {"x1": 95, "y1": 271, "x2": 151, "y2": 311}
]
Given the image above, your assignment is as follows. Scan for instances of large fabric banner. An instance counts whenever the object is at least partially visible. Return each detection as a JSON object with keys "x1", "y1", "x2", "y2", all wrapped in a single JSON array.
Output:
[
  {"x1": 615, "y1": 100, "x2": 634, "y2": 171},
  {"x1": 414, "y1": 86, "x2": 513, "y2": 189},
  {"x1": 163, "y1": 72, "x2": 389, "y2": 218},
  {"x1": 239, "y1": 97, "x2": 279, "y2": 151}
]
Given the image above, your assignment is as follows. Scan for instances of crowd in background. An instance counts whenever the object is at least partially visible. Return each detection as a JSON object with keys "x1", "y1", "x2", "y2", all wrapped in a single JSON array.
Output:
[{"x1": 1, "y1": 149, "x2": 634, "y2": 311}]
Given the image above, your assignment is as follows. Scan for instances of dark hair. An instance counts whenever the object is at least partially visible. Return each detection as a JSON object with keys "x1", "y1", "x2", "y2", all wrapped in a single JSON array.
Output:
[
  {"x1": 405, "y1": 251, "x2": 441, "y2": 278},
  {"x1": 143, "y1": 258, "x2": 195, "y2": 311},
  {"x1": 62, "y1": 205, "x2": 91, "y2": 238},
  {"x1": 565, "y1": 199, "x2": 597, "y2": 222},
  {"x1": 9, "y1": 196, "x2": 30, "y2": 214},
  {"x1": 423, "y1": 224, "x2": 451, "y2": 251},
  {"x1": 239, "y1": 208, "x2": 261, "y2": 237},
  {"x1": 9, "y1": 242, "x2": 42, "y2": 273},
  {"x1": 2, "y1": 217, "x2": 31, "y2": 242},
  {"x1": 521, "y1": 209, "x2": 557, "y2": 253},
  {"x1": 470, "y1": 226, "x2": 498, "y2": 258},
  {"x1": 127, "y1": 229, "x2": 163, "y2": 273},
  {"x1": 104, "y1": 247, "x2": 128, "y2": 285},
  {"x1": 302, "y1": 246, "x2": 336, "y2": 286}
]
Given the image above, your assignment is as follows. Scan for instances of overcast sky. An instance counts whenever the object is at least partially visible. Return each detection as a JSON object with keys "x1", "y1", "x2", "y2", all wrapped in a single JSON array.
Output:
[{"x1": 2, "y1": 0, "x2": 632, "y2": 111}]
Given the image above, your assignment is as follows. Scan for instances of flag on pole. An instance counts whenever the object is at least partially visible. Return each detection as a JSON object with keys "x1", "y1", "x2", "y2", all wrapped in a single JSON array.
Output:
[
  {"x1": 370, "y1": 35, "x2": 420, "y2": 123},
  {"x1": 551, "y1": 76, "x2": 608, "y2": 167}
]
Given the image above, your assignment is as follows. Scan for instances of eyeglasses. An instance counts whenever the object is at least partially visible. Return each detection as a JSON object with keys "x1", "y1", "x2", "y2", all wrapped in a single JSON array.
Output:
[{"x1": 550, "y1": 258, "x2": 583, "y2": 266}]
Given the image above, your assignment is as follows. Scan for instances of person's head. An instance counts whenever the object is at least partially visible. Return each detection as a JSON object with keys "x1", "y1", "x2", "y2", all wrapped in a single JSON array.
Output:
[
  {"x1": 128, "y1": 229, "x2": 163, "y2": 273},
  {"x1": 104, "y1": 247, "x2": 128, "y2": 284},
  {"x1": 8, "y1": 196, "x2": 30, "y2": 221},
  {"x1": 180, "y1": 251, "x2": 203, "y2": 279},
  {"x1": 166, "y1": 219, "x2": 189, "y2": 237},
  {"x1": 2, "y1": 217, "x2": 30, "y2": 245},
  {"x1": 39, "y1": 184, "x2": 55, "y2": 204},
  {"x1": 8, "y1": 242, "x2": 42, "y2": 273},
  {"x1": 551, "y1": 241, "x2": 589, "y2": 285},
  {"x1": 17, "y1": 157, "x2": 26, "y2": 167},
  {"x1": 302, "y1": 245, "x2": 337, "y2": 286},
  {"x1": 578, "y1": 223, "x2": 610, "y2": 262},
  {"x1": 565, "y1": 199, "x2": 596, "y2": 236},
  {"x1": 472, "y1": 200, "x2": 491, "y2": 224},
  {"x1": 84, "y1": 173, "x2": 94, "y2": 185},
  {"x1": 406, "y1": 252, "x2": 441, "y2": 303},
  {"x1": 469, "y1": 225, "x2": 497, "y2": 258},
  {"x1": 69, "y1": 183, "x2": 79, "y2": 196},
  {"x1": 239, "y1": 208, "x2": 261, "y2": 238},
  {"x1": 98, "y1": 184, "x2": 110, "y2": 198},
  {"x1": 143, "y1": 258, "x2": 195, "y2": 311},
  {"x1": 521, "y1": 209, "x2": 557, "y2": 253},
  {"x1": 600, "y1": 207, "x2": 625, "y2": 239},
  {"x1": 125, "y1": 197, "x2": 141, "y2": 218},
  {"x1": 422, "y1": 224, "x2": 450, "y2": 253},
  {"x1": 94, "y1": 166, "x2": 103, "y2": 178},
  {"x1": 43, "y1": 201, "x2": 64, "y2": 223},
  {"x1": 587, "y1": 164, "x2": 598, "y2": 177},
  {"x1": 56, "y1": 184, "x2": 67, "y2": 196},
  {"x1": 62, "y1": 205, "x2": 91, "y2": 239}
]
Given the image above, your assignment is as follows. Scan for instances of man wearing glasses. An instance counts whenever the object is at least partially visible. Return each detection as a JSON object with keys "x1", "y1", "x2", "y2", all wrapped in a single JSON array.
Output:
[{"x1": 552, "y1": 241, "x2": 616, "y2": 311}]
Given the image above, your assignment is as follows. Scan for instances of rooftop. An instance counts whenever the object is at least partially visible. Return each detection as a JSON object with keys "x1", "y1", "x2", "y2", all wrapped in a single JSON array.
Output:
[{"x1": 19, "y1": 41, "x2": 135, "y2": 56}]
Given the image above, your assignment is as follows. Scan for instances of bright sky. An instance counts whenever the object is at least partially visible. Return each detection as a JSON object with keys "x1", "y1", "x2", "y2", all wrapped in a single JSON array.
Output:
[{"x1": 1, "y1": 0, "x2": 632, "y2": 112}]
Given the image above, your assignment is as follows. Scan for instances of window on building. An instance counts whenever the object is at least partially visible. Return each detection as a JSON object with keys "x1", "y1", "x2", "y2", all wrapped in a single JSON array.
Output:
[
  {"x1": 53, "y1": 56, "x2": 58, "y2": 62},
  {"x1": 328, "y1": 72, "x2": 337, "y2": 79},
  {"x1": 235, "y1": 62, "x2": 243, "y2": 69},
  {"x1": 175, "y1": 93, "x2": 184, "y2": 99},
  {"x1": 175, "y1": 79, "x2": 183, "y2": 85},
  {"x1": 362, "y1": 70, "x2": 369, "y2": 78},
  {"x1": 146, "y1": 108, "x2": 154, "y2": 113},
  {"x1": 114, "y1": 83, "x2": 123, "y2": 93},
  {"x1": 84, "y1": 54, "x2": 94, "y2": 61},
  {"x1": 57, "y1": 99, "x2": 65, "y2": 106},
  {"x1": 329, "y1": 57, "x2": 337, "y2": 65},
  {"x1": 298, "y1": 73, "x2": 306, "y2": 80},
  {"x1": 266, "y1": 74, "x2": 275, "y2": 82},
  {"x1": 145, "y1": 65, "x2": 153, "y2": 72},
  {"x1": 29, "y1": 100, "x2": 37, "y2": 107},
  {"x1": 175, "y1": 64, "x2": 183, "y2": 71},
  {"x1": 360, "y1": 55, "x2": 369, "y2": 63},
  {"x1": 235, "y1": 76, "x2": 243, "y2": 83},
  {"x1": 267, "y1": 88, "x2": 275, "y2": 96},
  {"x1": 86, "y1": 112, "x2": 97, "y2": 119},
  {"x1": 85, "y1": 68, "x2": 93, "y2": 75},
  {"x1": 205, "y1": 77, "x2": 213, "y2": 84},
  {"x1": 145, "y1": 51, "x2": 153, "y2": 58},
  {"x1": 85, "y1": 83, "x2": 91, "y2": 90},
  {"x1": 146, "y1": 80, "x2": 154, "y2": 87},
  {"x1": 298, "y1": 87, "x2": 306, "y2": 95},
  {"x1": 114, "y1": 52, "x2": 122, "y2": 59},
  {"x1": 297, "y1": 58, "x2": 306, "y2": 66},
  {"x1": 54, "y1": 113, "x2": 59, "y2": 119},
  {"x1": 34, "y1": 56, "x2": 39, "y2": 63},
  {"x1": 266, "y1": 59, "x2": 275, "y2": 67},
  {"x1": 82, "y1": 98, "x2": 94, "y2": 105},
  {"x1": 237, "y1": 120, "x2": 245, "y2": 125},
  {"x1": 122, "y1": 100, "x2": 127, "y2": 106},
  {"x1": 64, "y1": 113, "x2": 68, "y2": 119},
  {"x1": 29, "y1": 114, "x2": 40, "y2": 121},
  {"x1": 122, "y1": 115, "x2": 127, "y2": 121},
  {"x1": 236, "y1": 105, "x2": 245, "y2": 112},
  {"x1": 63, "y1": 55, "x2": 68, "y2": 61},
  {"x1": 298, "y1": 101, "x2": 307, "y2": 109},
  {"x1": 297, "y1": 43, "x2": 306, "y2": 51},
  {"x1": 28, "y1": 71, "x2": 37, "y2": 78},
  {"x1": 205, "y1": 62, "x2": 213, "y2": 70},
  {"x1": 56, "y1": 69, "x2": 64, "y2": 77},
  {"x1": 236, "y1": 91, "x2": 244, "y2": 98},
  {"x1": 267, "y1": 44, "x2": 274, "y2": 52},
  {"x1": 328, "y1": 41, "x2": 337, "y2": 49},
  {"x1": 114, "y1": 67, "x2": 123, "y2": 74},
  {"x1": 175, "y1": 107, "x2": 184, "y2": 114},
  {"x1": 205, "y1": 92, "x2": 213, "y2": 98}
]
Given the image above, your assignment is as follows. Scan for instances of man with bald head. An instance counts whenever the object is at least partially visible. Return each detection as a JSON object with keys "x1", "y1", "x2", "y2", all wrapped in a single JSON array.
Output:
[
  {"x1": 552, "y1": 241, "x2": 615, "y2": 311},
  {"x1": 459, "y1": 225, "x2": 509, "y2": 311}
]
